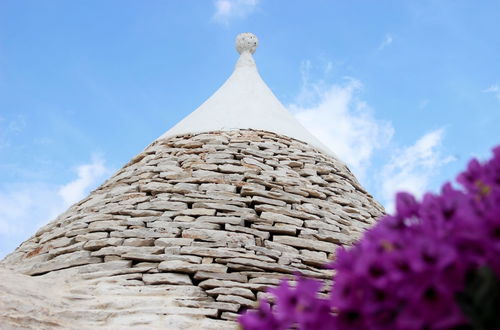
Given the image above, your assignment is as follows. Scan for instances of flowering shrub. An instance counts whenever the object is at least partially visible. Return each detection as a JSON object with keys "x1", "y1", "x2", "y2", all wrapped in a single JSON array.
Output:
[{"x1": 240, "y1": 146, "x2": 500, "y2": 330}]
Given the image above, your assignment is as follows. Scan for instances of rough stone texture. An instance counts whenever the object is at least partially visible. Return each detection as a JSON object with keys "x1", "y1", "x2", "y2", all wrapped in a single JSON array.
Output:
[
  {"x1": 0, "y1": 266, "x2": 235, "y2": 329},
  {"x1": 1, "y1": 130, "x2": 384, "y2": 327}
]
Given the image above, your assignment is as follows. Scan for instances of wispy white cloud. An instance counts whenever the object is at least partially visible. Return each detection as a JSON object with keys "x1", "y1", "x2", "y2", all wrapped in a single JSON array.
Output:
[
  {"x1": 34, "y1": 137, "x2": 54, "y2": 146},
  {"x1": 378, "y1": 34, "x2": 393, "y2": 50},
  {"x1": 212, "y1": 0, "x2": 259, "y2": 24},
  {"x1": 0, "y1": 183, "x2": 64, "y2": 237},
  {"x1": 0, "y1": 115, "x2": 26, "y2": 149},
  {"x1": 483, "y1": 84, "x2": 500, "y2": 100},
  {"x1": 0, "y1": 156, "x2": 110, "y2": 258},
  {"x1": 290, "y1": 60, "x2": 454, "y2": 213},
  {"x1": 380, "y1": 129, "x2": 455, "y2": 212},
  {"x1": 290, "y1": 61, "x2": 394, "y2": 179},
  {"x1": 58, "y1": 156, "x2": 107, "y2": 206},
  {"x1": 419, "y1": 99, "x2": 429, "y2": 109}
]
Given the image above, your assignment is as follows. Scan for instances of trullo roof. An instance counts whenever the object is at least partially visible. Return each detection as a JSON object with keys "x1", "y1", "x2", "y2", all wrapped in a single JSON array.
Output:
[
  {"x1": 0, "y1": 33, "x2": 384, "y2": 329},
  {"x1": 160, "y1": 33, "x2": 331, "y2": 155}
]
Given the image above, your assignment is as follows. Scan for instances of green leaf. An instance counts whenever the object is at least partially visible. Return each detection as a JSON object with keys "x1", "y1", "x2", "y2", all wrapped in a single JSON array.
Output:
[{"x1": 456, "y1": 266, "x2": 500, "y2": 330}]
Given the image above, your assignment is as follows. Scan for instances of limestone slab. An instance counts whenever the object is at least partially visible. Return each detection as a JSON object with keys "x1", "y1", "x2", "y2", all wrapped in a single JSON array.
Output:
[
  {"x1": 158, "y1": 260, "x2": 228, "y2": 273},
  {"x1": 273, "y1": 236, "x2": 337, "y2": 253},
  {"x1": 142, "y1": 273, "x2": 192, "y2": 285}
]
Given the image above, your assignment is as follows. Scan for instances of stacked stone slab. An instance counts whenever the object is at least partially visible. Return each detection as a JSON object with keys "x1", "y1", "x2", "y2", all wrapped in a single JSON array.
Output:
[
  {"x1": 1, "y1": 33, "x2": 386, "y2": 328},
  {"x1": 1, "y1": 129, "x2": 383, "y2": 326}
]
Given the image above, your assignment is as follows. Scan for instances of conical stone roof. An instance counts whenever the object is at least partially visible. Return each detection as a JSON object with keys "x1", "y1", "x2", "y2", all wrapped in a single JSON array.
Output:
[
  {"x1": 0, "y1": 33, "x2": 384, "y2": 329},
  {"x1": 160, "y1": 33, "x2": 331, "y2": 155}
]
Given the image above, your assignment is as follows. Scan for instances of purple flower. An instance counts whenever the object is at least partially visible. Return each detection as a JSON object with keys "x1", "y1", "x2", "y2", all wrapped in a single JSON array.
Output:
[
  {"x1": 396, "y1": 277, "x2": 467, "y2": 329},
  {"x1": 457, "y1": 158, "x2": 483, "y2": 192},
  {"x1": 239, "y1": 145, "x2": 500, "y2": 330},
  {"x1": 239, "y1": 300, "x2": 281, "y2": 330},
  {"x1": 267, "y1": 275, "x2": 335, "y2": 329},
  {"x1": 395, "y1": 192, "x2": 419, "y2": 219}
]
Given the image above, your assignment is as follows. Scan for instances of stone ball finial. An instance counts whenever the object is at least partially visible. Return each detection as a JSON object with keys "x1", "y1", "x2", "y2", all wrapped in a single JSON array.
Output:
[{"x1": 236, "y1": 33, "x2": 258, "y2": 55}]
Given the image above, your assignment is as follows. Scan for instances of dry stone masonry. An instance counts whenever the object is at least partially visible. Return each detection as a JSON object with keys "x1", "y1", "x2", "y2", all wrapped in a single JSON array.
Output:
[
  {"x1": 1, "y1": 129, "x2": 384, "y2": 327},
  {"x1": 1, "y1": 33, "x2": 385, "y2": 329}
]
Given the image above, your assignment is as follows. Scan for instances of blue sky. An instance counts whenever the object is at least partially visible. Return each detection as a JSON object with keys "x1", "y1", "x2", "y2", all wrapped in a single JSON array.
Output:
[{"x1": 1, "y1": 0, "x2": 499, "y2": 258}]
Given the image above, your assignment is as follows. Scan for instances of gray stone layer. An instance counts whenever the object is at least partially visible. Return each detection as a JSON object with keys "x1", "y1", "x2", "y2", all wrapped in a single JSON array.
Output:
[{"x1": 1, "y1": 129, "x2": 384, "y2": 327}]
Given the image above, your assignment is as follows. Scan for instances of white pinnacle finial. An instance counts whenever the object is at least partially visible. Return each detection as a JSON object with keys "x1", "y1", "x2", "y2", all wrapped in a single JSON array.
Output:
[
  {"x1": 160, "y1": 31, "x2": 332, "y2": 156},
  {"x1": 236, "y1": 33, "x2": 258, "y2": 55}
]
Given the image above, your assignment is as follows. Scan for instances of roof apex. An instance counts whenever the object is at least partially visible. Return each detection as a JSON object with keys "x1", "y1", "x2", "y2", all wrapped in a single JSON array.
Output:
[{"x1": 158, "y1": 33, "x2": 332, "y2": 155}]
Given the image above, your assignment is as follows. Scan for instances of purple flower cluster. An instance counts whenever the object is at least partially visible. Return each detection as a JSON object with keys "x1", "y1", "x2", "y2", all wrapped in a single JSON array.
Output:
[
  {"x1": 240, "y1": 276, "x2": 335, "y2": 330},
  {"x1": 239, "y1": 146, "x2": 500, "y2": 330}
]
